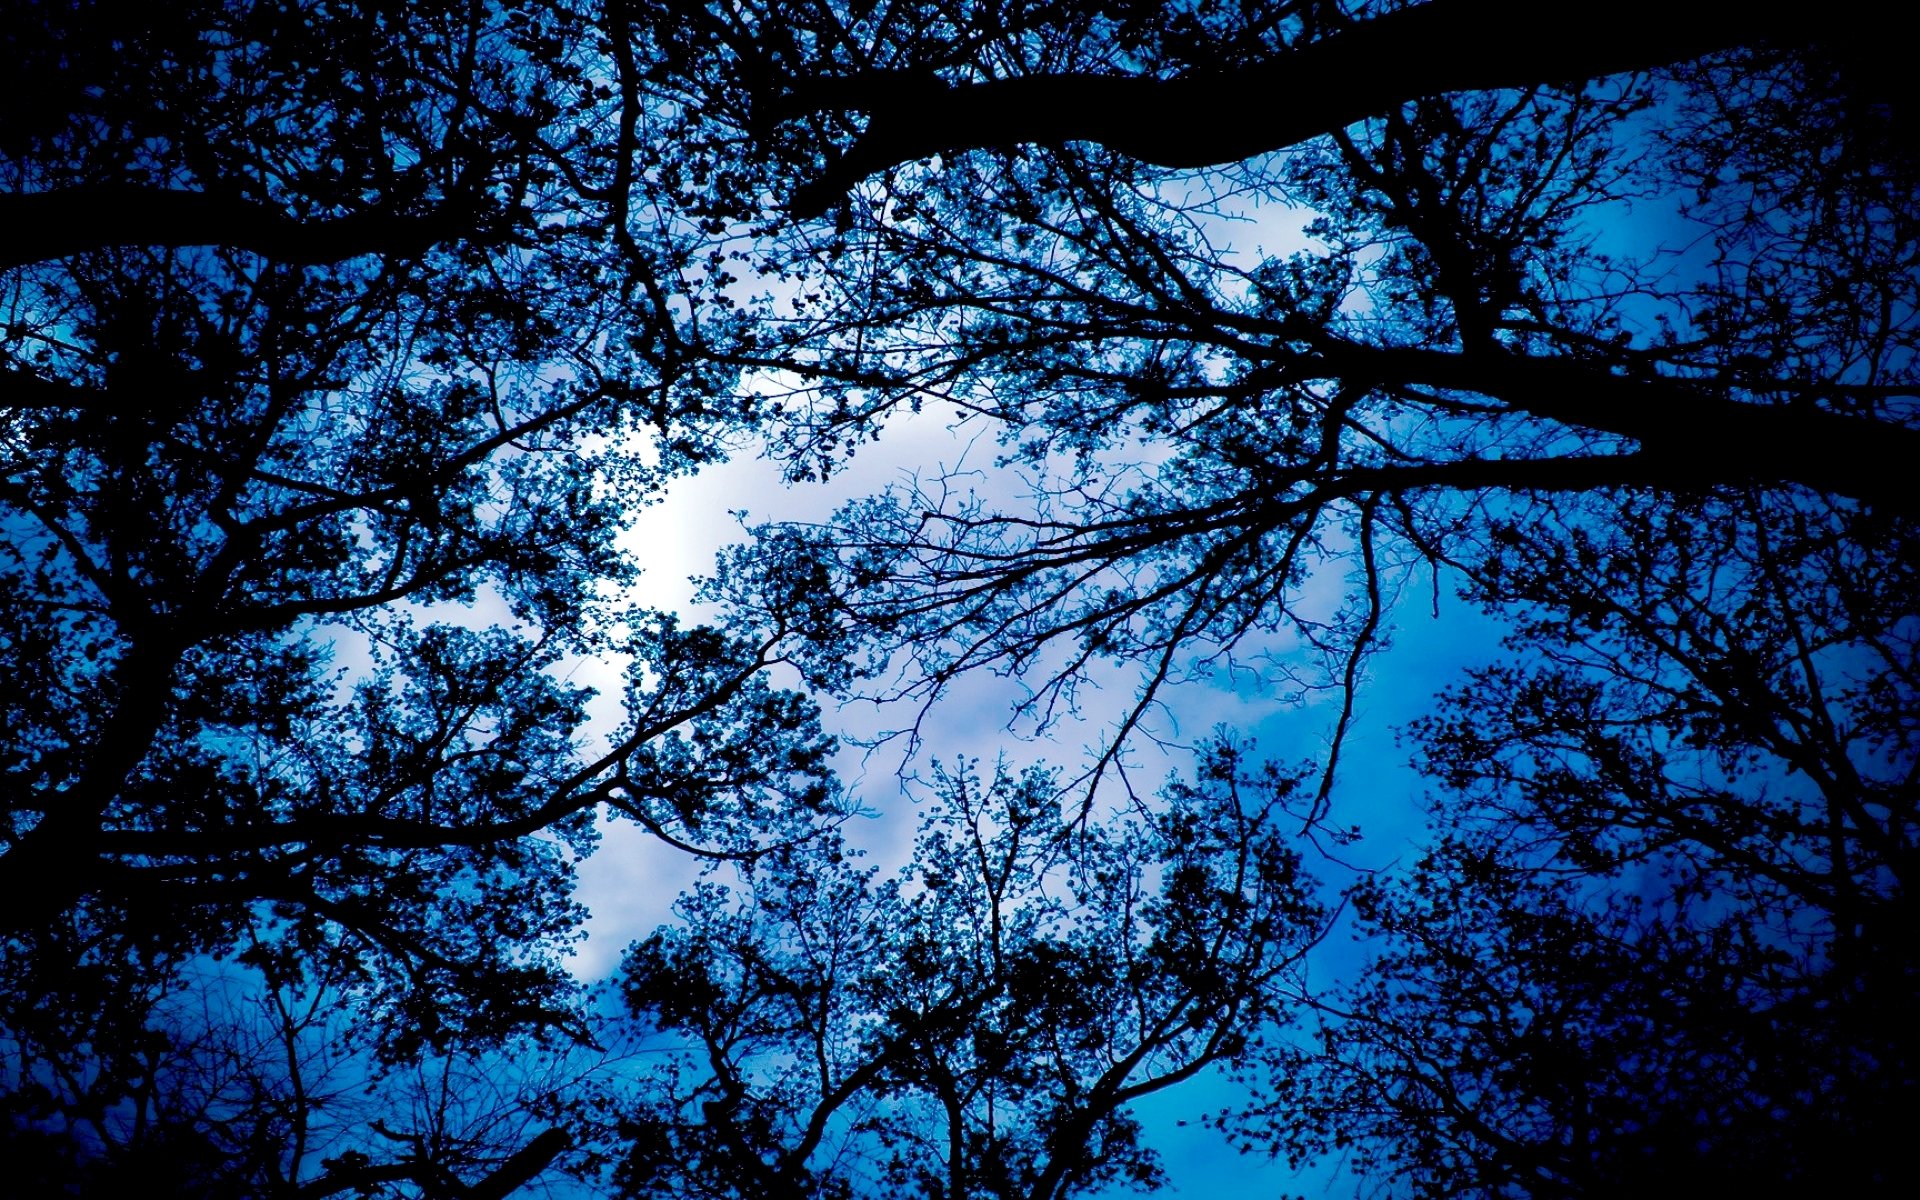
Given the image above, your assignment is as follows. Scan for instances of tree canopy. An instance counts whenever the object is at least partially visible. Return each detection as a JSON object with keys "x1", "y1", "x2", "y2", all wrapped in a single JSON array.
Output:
[{"x1": 3, "y1": 1, "x2": 1914, "y2": 1196}]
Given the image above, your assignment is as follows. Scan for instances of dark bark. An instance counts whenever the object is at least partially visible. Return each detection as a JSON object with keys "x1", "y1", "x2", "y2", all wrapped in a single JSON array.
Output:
[
  {"x1": 0, "y1": 635, "x2": 188, "y2": 932},
  {"x1": 0, "y1": 366, "x2": 105, "y2": 409},
  {"x1": 786, "y1": 0, "x2": 1785, "y2": 216},
  {"x1": 468, "y1": 1128, "x2": 572, "y2": 1200},
  {"x1": 1335, "y1": 346, "x2": 1920, "y2": 512},
  {"x1": 0, "y1": 185, "x2": 480, "y2": 270},
  {"x1": 293, "y1": 1127, "x2": 568, "y2": 1200}
]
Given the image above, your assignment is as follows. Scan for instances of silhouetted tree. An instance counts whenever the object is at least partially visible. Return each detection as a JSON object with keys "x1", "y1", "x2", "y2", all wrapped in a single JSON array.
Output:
[
  {"x1": 633, "y1": 3, "x2": 1918, "y2": 1191},
  {"x1": 653, "y1": 2, "x2": 1915, "y2": 790},
  {"x1": 1226, "y1": 486, "x2": 1917, "y2": 1195},
  {"x1": 1, "y1": 957, "x2": 596, "y2": 1199},
  {"x1": 616, "y1": 746, "x2": 1329, "y2": 1199},
  {"x1": 6, "y1": 2, "x2": 1915, "y2": 1196},
  {"x1": 2, "y1": 0, "x2": 833, "y2": 1189}
]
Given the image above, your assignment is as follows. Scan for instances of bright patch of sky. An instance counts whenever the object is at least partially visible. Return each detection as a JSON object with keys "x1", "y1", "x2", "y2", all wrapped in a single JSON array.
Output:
[{"x1": 563, "y1": 171, "x2": 1533, "y2": 1195}]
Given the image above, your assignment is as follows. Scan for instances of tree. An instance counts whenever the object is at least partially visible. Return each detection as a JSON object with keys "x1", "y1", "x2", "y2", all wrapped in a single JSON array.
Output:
[
  {"x1": 637, "y1": 1, "x2": 1915, "y2": 785},
  {"x1": 617, "y1": 746, "x2": 1329, "y2": 1199},
  {"x1": 5, "y1": 2, "x2": 1915, "y2": 1195},
  {"x1": 633, "y1": 1, "x2": 1918, "y2": 1190},
  {"x1": 1, "y1": 957, "x2": 595, "y2": 1199},
  {"x1": 1229, "y1": 487, "x2": 1917, "y2": 1196},
  {"x1": 1336, "y1": 487, "x2": 1904, "y2": 1190},
  {"x1": 763, "y1": 0, "x2": 1798, "y2": 219},
  {"x1": 1, "y1": 0, "x2": 835, "y2": 1190}
]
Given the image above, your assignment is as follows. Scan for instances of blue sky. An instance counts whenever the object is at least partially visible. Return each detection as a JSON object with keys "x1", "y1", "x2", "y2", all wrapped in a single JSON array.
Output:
[
  {"x1": 555, "y1": 381, "x2": 1522, "y2": 1194},
  {"x1": 546, "y1": 146, "x2": 1691, "y2": 1192}
]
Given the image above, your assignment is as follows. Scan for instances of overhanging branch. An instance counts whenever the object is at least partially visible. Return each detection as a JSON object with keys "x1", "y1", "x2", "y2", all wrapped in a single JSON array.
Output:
[
  {"x1": 784, "y1": 0, "x2": 1777, "y2": 216},
  {"x1": 0, "y1": 185, "x2": 482, "y2": 270}
]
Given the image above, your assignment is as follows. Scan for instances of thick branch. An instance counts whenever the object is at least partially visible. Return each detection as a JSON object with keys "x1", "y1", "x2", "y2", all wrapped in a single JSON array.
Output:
[
  {"x1": 1336, "y1": 345, "x2": 1920, "y2": 512},
  {"x1": 785, "y1": 0, "x2": 1778, "y2": 216},
  {"x1": 3, "y1": 631, "x2": 782, "y2": 929},
  {"x1": 0, "y1": 185, "x2": 480, "y2": 270},
  {"x1": 294, "y1": 1128, "x2": 567, "y2": 1200},
  {"x1": 469, "y1": 1128, "x2": 571, "y2": 1200},
  {"x1": 0, "y1": 366, "x2": 108, "y2": 409}
]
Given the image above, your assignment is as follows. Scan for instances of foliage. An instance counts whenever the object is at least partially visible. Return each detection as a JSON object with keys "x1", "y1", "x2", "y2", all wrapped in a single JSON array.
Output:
[
  {"x1": 3, "y1": 2, "x2": 1915, "y2": 1196},
  {"x1": 1, "y1": 959, "x2": 615, "y2": 1199},
  {"x1": 0, "y1": 0, "x2": 833, "y2": 1190},
  {"x1": 617, "y1": 749, "x2": 1327, "y2": 1199},
  {"x1": 1264, "y1": 489, "x2": 1917, "y2": 1195},
  {"x1": 662, "y1": 4, "x2": 1916, "y2": 781},
  {"x1": 642, "y1": 3, "x2": 1918, "y2": 1194}
]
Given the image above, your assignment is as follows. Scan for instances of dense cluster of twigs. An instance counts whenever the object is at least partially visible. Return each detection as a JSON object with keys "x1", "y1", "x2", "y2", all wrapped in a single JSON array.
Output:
[{"x1": 3, "y1": 2, "x2": 1913, "y2": 1195}]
